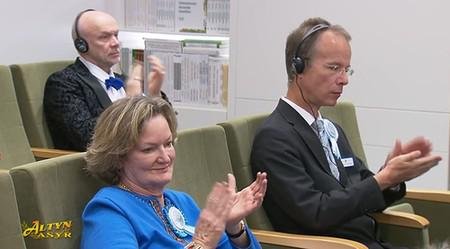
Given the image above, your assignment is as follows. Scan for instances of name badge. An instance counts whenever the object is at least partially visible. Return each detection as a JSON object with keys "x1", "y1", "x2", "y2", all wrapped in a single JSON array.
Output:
[{"x1": 341, "y1": 157, "x2": 354, "y2": 167}]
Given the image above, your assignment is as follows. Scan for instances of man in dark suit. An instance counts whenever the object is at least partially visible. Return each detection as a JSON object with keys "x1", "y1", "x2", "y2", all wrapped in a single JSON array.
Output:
[
  {"x1": 250, "y1": 17, "x2": 441, "y2": 249},
  {"x1": 44, "y1": 10, "x2": 167, "y2": 151}
]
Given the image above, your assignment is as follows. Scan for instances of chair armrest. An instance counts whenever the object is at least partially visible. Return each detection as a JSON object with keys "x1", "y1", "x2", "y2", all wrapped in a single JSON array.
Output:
[
  {"x1": 252, "y1": 229, "x2": 368, "y2": 249},
  {"x1": 31, "y1": 147, "x2": 77, "y2": 159},
  {"x1": 406, "y1": 189, "x2": 450, "y2": 203},
  {"x1": 370, "y1": 210, "x2": 429, "y2": 229},
  {"x1": 403, "y1": 189, "x2": 450, "y2": 244}
]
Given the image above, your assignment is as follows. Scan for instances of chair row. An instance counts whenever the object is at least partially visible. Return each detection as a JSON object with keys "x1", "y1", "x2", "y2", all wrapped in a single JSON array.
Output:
[
  {"x1": 2, "y1": 102, "x2": 449, "y2": 249},
  {"x1": 0, "y1": 61, "x2": 74, "y2": 170},
  {"x1": 1, "y1": 59, "x2": 449, "y2": 247},
  {"x1": 1, "y1": 126, "x2": 367, "y2": 249}
]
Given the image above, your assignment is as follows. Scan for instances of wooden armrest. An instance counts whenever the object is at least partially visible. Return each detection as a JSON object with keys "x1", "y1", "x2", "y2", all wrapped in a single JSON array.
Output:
[
  {"x1": 31, "y1": 147, "x2": 77, "y2": 159},
  {"x1": 405, "y1": 189, "x2": 450, "y2": 203},
  {"x1": 252, "y1": 229, "x2": 368, "y2": 249},
  {"x1": 370, "y1": 210, "x2": 429, "y2": 229}
]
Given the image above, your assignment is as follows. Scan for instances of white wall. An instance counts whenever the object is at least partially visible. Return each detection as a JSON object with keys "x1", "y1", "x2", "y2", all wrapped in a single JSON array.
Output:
[
  {"x1": 229, "y1": 0, "x2": 450, "y2": 190},
  {"x1": 0, "y1": 0, "x2": 109, "y2": 65},
  {"x1": 1, "y1": 0, "x2": 448, "y2": 190}
]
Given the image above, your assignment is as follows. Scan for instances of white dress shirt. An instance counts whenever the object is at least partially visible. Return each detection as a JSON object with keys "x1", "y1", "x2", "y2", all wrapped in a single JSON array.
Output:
[
  {"x1": 281, "y1": 96, "x2": 322, "y2": 125},
  {"x1": 79, "y1": 57, "x2": 126, "y2": 102}
]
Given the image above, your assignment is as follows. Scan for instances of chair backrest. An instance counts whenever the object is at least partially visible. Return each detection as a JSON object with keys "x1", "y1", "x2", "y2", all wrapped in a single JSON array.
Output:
[
  {"x1": 0, "y1": 170, "x2": 27, "y2": 249},
  {"x1": 320, "y1": 102, "x2": 368, "y2": 165},
  {"x1": 169, "y1": 125, "x2": 234, "y2": 207},
  {"x1": 0, "y1": 65, "x2": 35, "y2": 169},
  {"x1": 218, "y1": 113, "x2": 273, "y2": 230},
  {"x1": 9, "y1": 152, "x2": 105, "y2": 249},
  {"x1": 10, "y1": 60, "x2": 73, "y2": 148}
]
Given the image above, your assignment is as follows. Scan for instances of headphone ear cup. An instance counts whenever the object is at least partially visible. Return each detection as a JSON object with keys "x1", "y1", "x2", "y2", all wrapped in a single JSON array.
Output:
[
  {"x1": 292, "y1": 56, "x2": 305, "y2": 74},
  {"x1": 74, "y1": 38, "x2": 89, "y2": 53}
]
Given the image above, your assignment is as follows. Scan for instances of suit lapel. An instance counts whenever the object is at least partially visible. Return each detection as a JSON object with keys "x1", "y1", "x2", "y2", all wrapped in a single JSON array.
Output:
[
  {"x1": 276, "y1": 100, "x2": 332, "y2": 176},
  {"x1": 74, "y1": 58, "x2": 112, "y2": 109}
]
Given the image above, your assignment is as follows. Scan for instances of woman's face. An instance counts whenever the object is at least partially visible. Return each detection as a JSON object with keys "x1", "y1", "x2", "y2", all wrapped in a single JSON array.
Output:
[{"x1": 121, "y1": 114, "x2": 175, "y2": 193}]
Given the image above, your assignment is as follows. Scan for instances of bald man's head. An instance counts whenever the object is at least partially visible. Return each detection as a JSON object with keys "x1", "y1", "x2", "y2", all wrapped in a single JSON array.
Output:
[{"x1": 71, "y1": 10, "x2": 121, "y2": 73}]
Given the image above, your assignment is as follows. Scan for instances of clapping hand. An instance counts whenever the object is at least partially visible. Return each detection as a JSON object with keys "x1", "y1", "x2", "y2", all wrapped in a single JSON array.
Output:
[
  {"x1": 376, "y1": 137, "x2": 441, "y2": 190},
  {"x1": 125, "y1": 55, "x2": 165, "y2": 97},
  {"x1": 226, "y1": 172, "x2": 267, "y2": 228},
  {"x1": 192, "y1": 172, "x2": 267, "y2": 248},
  {"x1": 146, "y1": 55, "x2": 165, "y2": 97},
  {"x1": 384, "y1": 136, "x2": 433, "y2": 166},
  {"x1": 192, "y1": 177, "x2": 235, "y2": 248},
  {"x1": 125, "y1": 61, "x2": 144, "y2": 96}
]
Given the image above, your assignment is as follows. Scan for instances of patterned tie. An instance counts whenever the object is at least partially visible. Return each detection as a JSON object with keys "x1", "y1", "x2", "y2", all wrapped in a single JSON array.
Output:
[
  {"x1": 105, "y1": 76, "x2": 124, "y2": 90},
  {"x1": 314, "y1": 119, "x2": 340, "y2": 180}
]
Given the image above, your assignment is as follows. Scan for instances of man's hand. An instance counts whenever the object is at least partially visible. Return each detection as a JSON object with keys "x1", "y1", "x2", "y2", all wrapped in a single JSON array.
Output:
[
  {"x1": 146, "y1": 55, "x2": 165, "y2": 97},
  {"x1": 125, "y1": 62, "x2": 144, "y2": 96},
  {"x1": 125, "y1": 56, "x2": 166, "y2": 97},
  {"x1": 375, "y1": 137, "x2": 441, "y2": 190}
]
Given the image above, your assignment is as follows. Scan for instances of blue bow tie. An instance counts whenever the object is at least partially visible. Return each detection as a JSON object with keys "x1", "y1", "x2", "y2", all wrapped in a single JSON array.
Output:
[{"x1": 105, "y1": 77, "x2": 123, "y2": 90}]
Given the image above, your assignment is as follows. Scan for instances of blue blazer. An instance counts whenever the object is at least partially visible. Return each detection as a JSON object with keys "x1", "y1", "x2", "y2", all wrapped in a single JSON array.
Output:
[{"x1": 81, "y1": 187, "x2": 262, "y2": 249}]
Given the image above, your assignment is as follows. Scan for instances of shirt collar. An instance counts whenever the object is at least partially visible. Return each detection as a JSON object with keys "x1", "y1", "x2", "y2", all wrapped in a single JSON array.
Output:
[
  {"x1": 79, "y1": 56, "x2": 114, "y2": 82},
  {"x1": 281, "y1": 96, "x2": 322, "y2": 126}
]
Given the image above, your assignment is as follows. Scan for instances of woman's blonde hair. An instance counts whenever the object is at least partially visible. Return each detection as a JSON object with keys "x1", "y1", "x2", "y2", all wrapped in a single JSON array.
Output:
[{"x1": 85, "y1": 96, "x2": 177, "y2": 184}]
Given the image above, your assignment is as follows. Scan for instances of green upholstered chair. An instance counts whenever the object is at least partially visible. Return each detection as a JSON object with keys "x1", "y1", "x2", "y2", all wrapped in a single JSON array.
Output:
[
  {"x1": 402, "y1": 190, "x2": 450, "y2": 246},
  {"x1": 7, "y1": 125, "x2": 366, "y2": 249},
  {"x1": 217, "y1": 113, "x2": 271, "y2": 230},
  {"x1": 0, "y1": 170, "x2": 27, "y2": 249},
  {"x1": 169, "y1": 126, "x2": 236, "y2": 206},
  {"x1": 218, "y1": 103, "x2": 433, "y2": 249},
  {"x1": 0, "y1": 63, "x2": 72, "y2": 169},
  {"x1": 408, "y1": 125, "x2": 450, "y2": 248},
  {"x1": 398, "y1": 121, "x2": 449, "y2": 245},
  {"x1": 9, "y1": 152, "x2": 105, "y2": 249},
  {"x1": 10, "y1": 60, "x2": 72, "y2": 150},
  {"x1": 171, "y1": 125, "x2": 367, "y2": 249},
  {"x1": 0, "y1": 65, "x2": 35, "y2": 169}
]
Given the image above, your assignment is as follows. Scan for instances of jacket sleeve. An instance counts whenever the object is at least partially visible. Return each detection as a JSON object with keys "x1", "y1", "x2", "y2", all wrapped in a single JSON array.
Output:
[{"x1": 44, "y1": 71, "x2": 99, "y2": 151}]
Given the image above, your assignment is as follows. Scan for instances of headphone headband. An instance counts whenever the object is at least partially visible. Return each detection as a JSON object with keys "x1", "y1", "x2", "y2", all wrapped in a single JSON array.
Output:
[
  {"x1": 292, "y1": 23, "x2": 330, "y2": 74},
  {"x1": 74, "y1": 9, "x2": 96, "y2": 53}
]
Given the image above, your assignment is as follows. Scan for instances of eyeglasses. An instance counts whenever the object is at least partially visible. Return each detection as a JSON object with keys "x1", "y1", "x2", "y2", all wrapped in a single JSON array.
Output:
[{"x1": 324, "y1": 64, "x2": 354, "y2": 77}]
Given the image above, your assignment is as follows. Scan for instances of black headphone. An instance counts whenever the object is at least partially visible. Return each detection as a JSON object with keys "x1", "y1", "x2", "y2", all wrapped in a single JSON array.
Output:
[
  {"x1": 291, "y1": 24, "x2": 330, "y2": 74},
  {"x1": 73, "y1": 9, "x2": 95, "y2": 53}
]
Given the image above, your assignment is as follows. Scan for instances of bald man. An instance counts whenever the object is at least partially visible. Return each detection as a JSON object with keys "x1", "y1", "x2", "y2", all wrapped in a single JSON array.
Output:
[{"x1": 44, "y1": 10, "x2": 168, "y2": 151}]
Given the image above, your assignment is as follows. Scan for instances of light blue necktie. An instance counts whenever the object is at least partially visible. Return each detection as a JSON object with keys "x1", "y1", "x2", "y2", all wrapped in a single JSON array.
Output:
[{"x1": 314, "y1": 119, "x2": 340, "y2": 180}]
